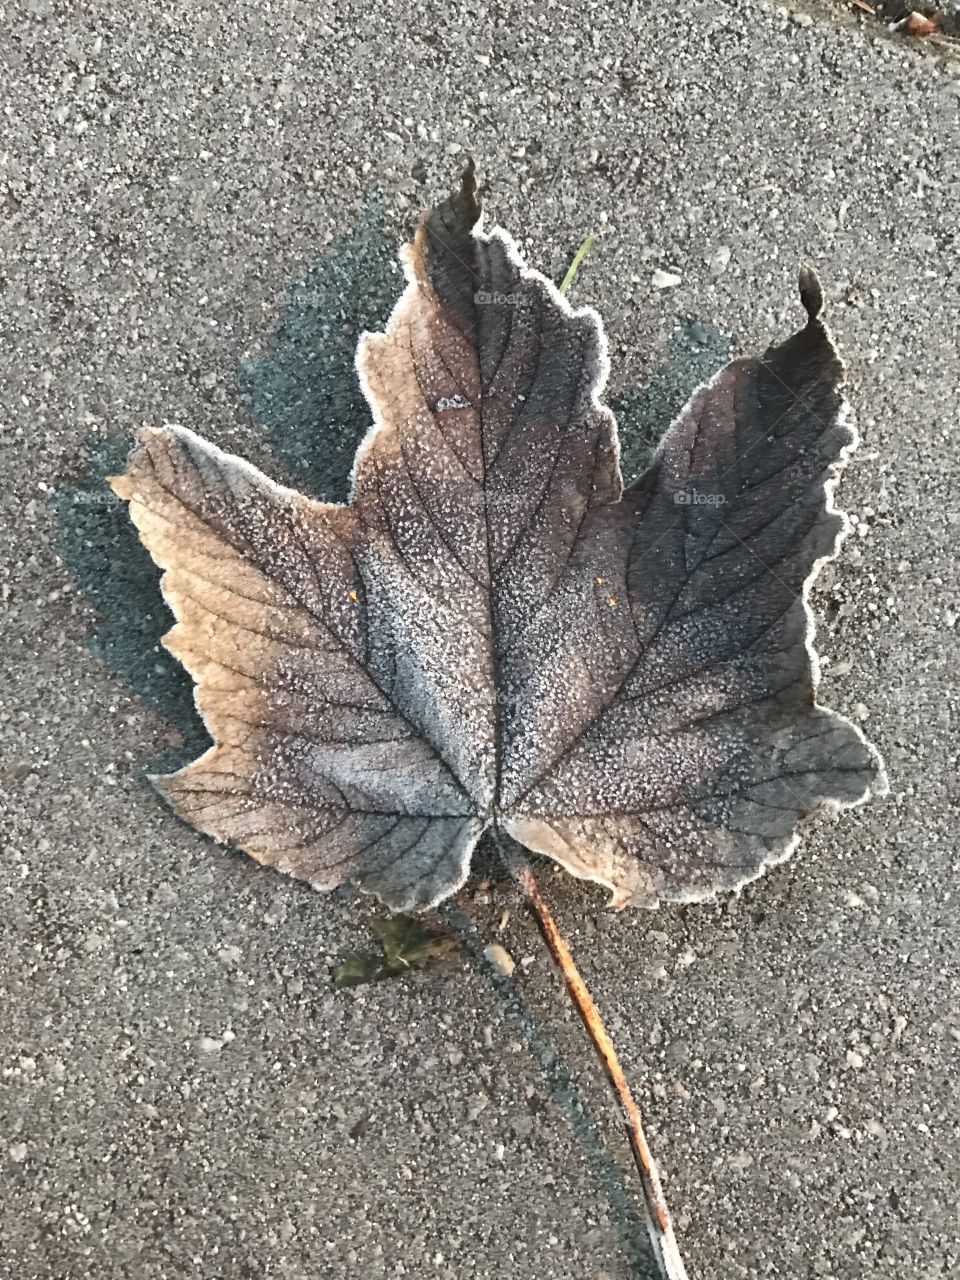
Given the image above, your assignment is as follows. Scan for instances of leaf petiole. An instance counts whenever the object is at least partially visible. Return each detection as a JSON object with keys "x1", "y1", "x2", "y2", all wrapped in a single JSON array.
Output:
[{"x1": 493, "y1": 831, "x2": 691, "y2": 1280}]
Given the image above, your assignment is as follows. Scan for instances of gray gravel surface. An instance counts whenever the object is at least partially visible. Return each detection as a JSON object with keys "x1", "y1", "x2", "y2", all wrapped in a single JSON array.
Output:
[{"x1": 2, "y1": 3, "x2": 959, "y2": 1278}]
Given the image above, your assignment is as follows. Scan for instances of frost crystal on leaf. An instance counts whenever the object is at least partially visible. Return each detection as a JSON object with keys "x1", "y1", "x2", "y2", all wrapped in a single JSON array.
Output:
[{"x1": 110, "y1": 164, "x2": 887, "y2": 913}]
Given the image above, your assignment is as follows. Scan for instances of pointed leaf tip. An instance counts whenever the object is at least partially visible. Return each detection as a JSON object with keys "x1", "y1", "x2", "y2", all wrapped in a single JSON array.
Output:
[{"x1": 799, "y1": 265, "x2": 825, "y2": 322}]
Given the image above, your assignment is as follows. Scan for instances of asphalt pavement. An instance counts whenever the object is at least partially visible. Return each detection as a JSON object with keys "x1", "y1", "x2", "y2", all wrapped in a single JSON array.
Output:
[{"x1": 2, "y1": 3, "x2": 958, "y2": 1278}]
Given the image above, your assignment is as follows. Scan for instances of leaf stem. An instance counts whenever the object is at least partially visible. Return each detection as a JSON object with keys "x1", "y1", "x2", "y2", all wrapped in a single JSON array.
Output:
[{"x1": 497, "y1": 839, "x2": 690, "y2": 1280}]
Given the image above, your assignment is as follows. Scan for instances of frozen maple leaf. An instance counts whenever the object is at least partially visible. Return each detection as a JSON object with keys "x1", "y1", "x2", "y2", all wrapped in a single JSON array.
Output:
[{"x1": 110, "y1": 163, "x2": 887, "y2": 913}]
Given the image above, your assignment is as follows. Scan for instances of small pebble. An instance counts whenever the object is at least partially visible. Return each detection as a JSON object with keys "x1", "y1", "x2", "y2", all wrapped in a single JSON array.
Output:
[
  {"x1": 263, "y1": 898, "x2": 287, "y2": 926},
  {"x1": 483, "y1": 944, "x2": 516, "y2": 977},
  {"x1": 707, "y1": 245, "x2": 732, "y2": 274},
  {"x1": 652, "y1": 268, "x2": 683, "y2": 289}
]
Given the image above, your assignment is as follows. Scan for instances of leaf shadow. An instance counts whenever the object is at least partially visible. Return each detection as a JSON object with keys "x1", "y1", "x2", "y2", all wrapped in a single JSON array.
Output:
[
  {"x1": 615, "y1": 317, "x2": 733, "y2": 482},
  {"x1": 442, "y1": 902, "x2": 663, "y2": 1278},
  {"x1": 49, "y1": 437, "x2": 210, "y2": 774},
  {"x1": 237, "y1": 198, "x2": 401, "y2": 501},
  {"x1": 51, "y1": 197, "x2": 732, "y2": 1279}
]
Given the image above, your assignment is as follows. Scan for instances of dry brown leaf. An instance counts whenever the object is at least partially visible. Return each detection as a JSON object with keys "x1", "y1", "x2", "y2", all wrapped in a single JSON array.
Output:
[
  {"x1": 109, "y1": 165, "x2": 887, "y2": 915},
  {"x1": 893, "y1": 10, "x2": 939, "y2": 35}
]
